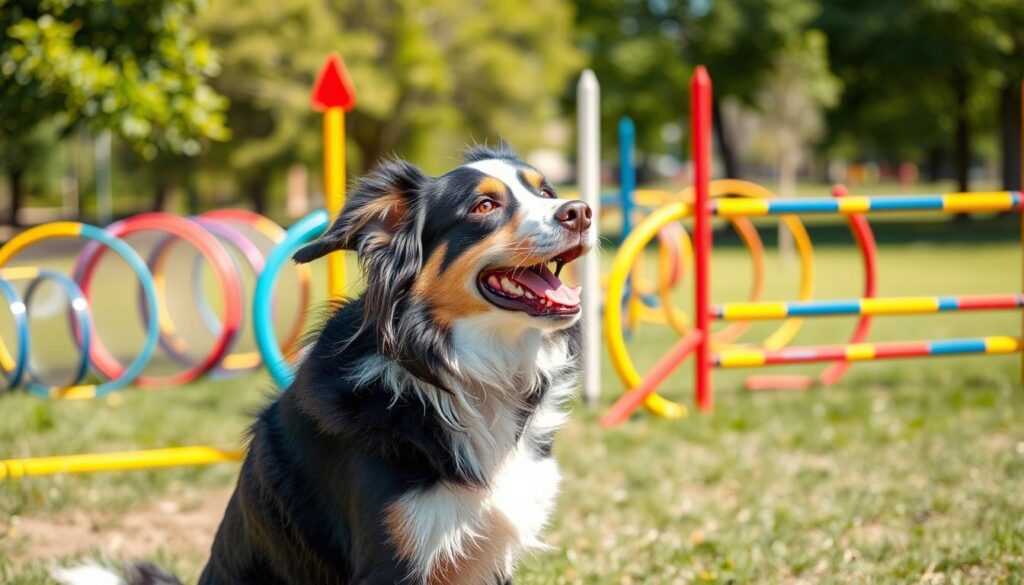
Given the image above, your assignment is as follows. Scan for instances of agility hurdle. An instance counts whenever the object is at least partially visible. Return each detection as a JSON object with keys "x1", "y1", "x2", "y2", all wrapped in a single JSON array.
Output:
[
  {"x1": 600, "y1": 68, "x2": 1024, "y2": 426},
  {"x1": 0, "y1": 55, "x2": 356, "y2": 478}
]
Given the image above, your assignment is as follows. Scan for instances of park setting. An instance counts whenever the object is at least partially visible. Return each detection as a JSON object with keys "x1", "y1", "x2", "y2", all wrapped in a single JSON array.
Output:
[{"x1": 2, "y1": 0, "x2": 1024, "y2": 583}]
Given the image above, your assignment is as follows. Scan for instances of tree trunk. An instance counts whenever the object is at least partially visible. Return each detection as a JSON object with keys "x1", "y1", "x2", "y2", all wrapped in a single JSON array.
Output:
[
  {"x1": 152, "y1": 177, "x2": 173, "y2": 212},
  {"x1": 952, "y1": 69, "x2": 971, "y2": 222},
  {"x1": 7, "y1": 168, "x2": 24, "y2": 227},
  {"x1": 712, "y1": 96, "x2": 742, "y2": 179},
  {"x1": 247, "y1": 176, "x2": 268, "y2": 215},
  {"x1": 999, "y1": 81, "x2": 1022, "y2": 191}
]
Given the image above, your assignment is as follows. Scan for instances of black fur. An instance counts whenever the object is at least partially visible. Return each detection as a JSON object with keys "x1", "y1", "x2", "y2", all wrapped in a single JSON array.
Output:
[{"x1": 199, "y1": 150, "x2": 581, "y2": 584}]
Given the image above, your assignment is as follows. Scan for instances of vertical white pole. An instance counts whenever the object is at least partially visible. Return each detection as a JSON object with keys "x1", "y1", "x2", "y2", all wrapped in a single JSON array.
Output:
[{"x1": 577, "y1": 70, "x2": 601, "y2": 407}]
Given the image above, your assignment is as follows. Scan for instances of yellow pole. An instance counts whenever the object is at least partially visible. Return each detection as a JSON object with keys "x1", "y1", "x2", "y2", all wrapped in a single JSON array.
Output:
[
  {"x1": 324, "y1": 107, "x2": 346, "y2": 299},
  {"x1": 0, "y1": 446, "x2": 243, "y2": 479}
]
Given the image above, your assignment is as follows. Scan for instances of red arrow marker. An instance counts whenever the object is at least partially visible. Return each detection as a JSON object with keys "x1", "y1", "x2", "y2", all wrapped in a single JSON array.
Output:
[{"x1": 311, "y1": 54, "x2": 356, "y2": 112}]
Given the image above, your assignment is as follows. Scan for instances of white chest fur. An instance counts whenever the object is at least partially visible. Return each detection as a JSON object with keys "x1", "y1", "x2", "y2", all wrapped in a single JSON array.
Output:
[{"x1": 390, "y1": 441, "x2": 561, "y2": 584}]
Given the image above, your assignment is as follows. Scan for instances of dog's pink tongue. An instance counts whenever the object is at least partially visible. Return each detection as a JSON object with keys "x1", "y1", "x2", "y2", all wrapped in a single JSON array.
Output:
[{"x1": 512, "y1": 265, "x2": 582, "y2": 306}]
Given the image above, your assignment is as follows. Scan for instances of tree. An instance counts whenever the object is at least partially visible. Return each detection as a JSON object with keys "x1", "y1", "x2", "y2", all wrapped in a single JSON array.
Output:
[
  {"x1": 759, "y1": 30, "x2": 840, "y2": 261},
  {"x1": 571, "y1": 0, "x2": 823, "y2": 178},
  {"x1": 0, "y1": 0, "x2": 228, "y2": 223},
  {"x1": 569, "y1": 0, "x2": 691, "y2": 159},
  {"x1": 819, "y1": 0, "x2": 1024, "y2": 192},
  {"x1": 196, "y1": 0, "x2": 581, "y2": 212},
  {"x1": 685, "y1": 0, "x2": 823, "y2": 178}
]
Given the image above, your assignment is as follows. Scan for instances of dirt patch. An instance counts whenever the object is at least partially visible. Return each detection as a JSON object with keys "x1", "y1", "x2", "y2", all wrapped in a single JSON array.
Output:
[{"x1": 6, "y1": 488, "x2": 231, "y2": 562}]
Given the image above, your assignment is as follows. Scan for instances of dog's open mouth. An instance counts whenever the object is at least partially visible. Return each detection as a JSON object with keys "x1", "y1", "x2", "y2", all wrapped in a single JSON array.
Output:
[{"x1": 477, "y1": 245, "x2": 584, "y2": 317}]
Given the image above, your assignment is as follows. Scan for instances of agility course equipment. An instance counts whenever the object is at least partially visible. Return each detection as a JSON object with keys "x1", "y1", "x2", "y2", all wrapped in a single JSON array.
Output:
[
  {"x1": 600, "y1": 68, "x2": 1024, "y2": 426},
  {"x1": 0, "y1": 54, "x2": 353, "y2": 478},
  {"x1": 0, "y1": 212, "x2": 312, "y2": 400}
]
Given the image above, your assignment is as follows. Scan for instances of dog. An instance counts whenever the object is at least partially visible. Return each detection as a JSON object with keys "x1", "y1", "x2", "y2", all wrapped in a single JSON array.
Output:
[
  {"x1": 49, "y1": 145, "x2": 593, "y2": 585},
  {"x1": 198, "y1": 145, "x2": 592, "y2": 584}
]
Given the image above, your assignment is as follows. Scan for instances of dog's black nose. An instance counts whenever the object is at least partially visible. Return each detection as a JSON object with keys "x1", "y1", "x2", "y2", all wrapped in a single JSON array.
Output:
[{"x1": 555, "y1": 201, "x2": 592, "y2": 233}]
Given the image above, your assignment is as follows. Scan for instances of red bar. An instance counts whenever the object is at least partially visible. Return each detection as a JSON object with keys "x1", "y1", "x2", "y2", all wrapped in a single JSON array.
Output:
[
  {"x1": 692, "y1": 66, "x2": 713, "y2": 412},
  {"x1": 872, "y1": 341, "x2": 930, "y2": 359},
  {"x1": 600, "y1": 331, "x2": 703, "y2": 428},
  {"x1": 956, "y1": 294, "x2": 1023, "y2": 310}
]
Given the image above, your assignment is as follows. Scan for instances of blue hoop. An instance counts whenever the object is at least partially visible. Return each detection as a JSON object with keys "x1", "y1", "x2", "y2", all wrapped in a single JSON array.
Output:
[
  {"x1": 253, "y1": 210, "x2": 329, "y2": 389},
  {"x1": 0, "y1": 278, "x2": 29, "y2": 391}
]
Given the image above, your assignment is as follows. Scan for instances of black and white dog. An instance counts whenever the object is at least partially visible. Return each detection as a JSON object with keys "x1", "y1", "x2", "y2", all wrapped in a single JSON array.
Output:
[
  {"x1": 58, "y1": 145, "x2": 591, "y2": 585},
  {"x1": 192, "y1": 145, "x2": 591, "y2": 584},
  {"x1": 55, "y1": 145, "x2": 590, "y2": 585}
]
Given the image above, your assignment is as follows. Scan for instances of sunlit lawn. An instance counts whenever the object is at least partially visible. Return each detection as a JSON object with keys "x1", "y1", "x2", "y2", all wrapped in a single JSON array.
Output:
[{"x1": 2, "y1": 203, "x2": 1024, "y2": 583}]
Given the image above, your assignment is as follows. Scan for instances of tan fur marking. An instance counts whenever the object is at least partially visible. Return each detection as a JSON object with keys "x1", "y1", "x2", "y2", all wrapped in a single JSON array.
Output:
[
  {"x1": 476, "y1": 177, "x2": 507, "y2": 197},
  {"x1": 413, "y1": 217, "x2": 546, "y2": 327},
  {"x1": 352, "y1": 189, "x2": 409, "y2": 239},
  {"x1": 521, "y1": 169, "x2": 543, "y2": 191},
  {"x1": 427, "y1": 510, "x2": 518, "y2": 585},
  {"x1": 384, "y1": 502, "x2": 416, "y2": 560}
]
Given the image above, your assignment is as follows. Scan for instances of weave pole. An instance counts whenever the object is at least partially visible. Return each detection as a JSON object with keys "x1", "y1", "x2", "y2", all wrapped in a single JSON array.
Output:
[
  {"x1": 578, "y1": 70, "x2": 602, "y2": 407},
  {"x1": 692, "y1": 67, "x2": 713, "y2": 412}
]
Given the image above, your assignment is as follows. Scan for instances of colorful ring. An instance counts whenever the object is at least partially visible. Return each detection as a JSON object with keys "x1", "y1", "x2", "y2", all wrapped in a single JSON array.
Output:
[
  {"x1": 254, "y1": 209, "x2": 330, "y2": 389},
  {"x1": 0, "y1": 222, "x2": 159, "y2": 398},
  {"x1": 0, "y1": 276, "x2": 29, "y2": 391},
  {"x1": 605, "y1": 180, "x2": 816, "y2": 418},
  {"x1": 73, "y1": 213, "x2": 243, "y2": 388},
  {"x1": 201, "y1": 210, "x2": 312, "y2": 367},
  {"x1": 20, "y1": 269, "x2": 93, "y2": 396},
  {"x1": 142, "y1": 216, "x2": 263, "y2": 377}
]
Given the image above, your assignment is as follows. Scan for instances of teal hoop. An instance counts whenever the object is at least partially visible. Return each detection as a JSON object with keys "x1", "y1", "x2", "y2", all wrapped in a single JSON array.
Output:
[{"x1": 254, "y1": 210, "x2": 329, "y2": 389}]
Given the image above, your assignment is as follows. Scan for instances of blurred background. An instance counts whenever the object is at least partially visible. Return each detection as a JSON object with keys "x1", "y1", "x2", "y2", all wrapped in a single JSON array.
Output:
[{"x1": 2, "y1": 0, "x2": 1022, "y2": 228}]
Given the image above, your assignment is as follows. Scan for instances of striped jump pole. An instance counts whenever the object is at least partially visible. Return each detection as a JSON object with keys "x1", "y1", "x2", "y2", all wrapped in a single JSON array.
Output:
[
  {"x1": 714, "y1": 293, "x2": 1024, "y2": 321},
  {"x1": 712, "y1": 192, "x2": 1023, "y2": 217},
  {"x1": 715, "y1": 336, "x2": 1021, "y2": 369}
]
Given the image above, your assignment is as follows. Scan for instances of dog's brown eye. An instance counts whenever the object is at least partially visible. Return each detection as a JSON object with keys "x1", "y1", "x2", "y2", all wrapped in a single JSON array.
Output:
[
  {"x1": 473, "y1": 199, "x2": 498, "y2": 214},
  {"x1": 541, "y1": 188, "x2": 555, "y2": 199}
]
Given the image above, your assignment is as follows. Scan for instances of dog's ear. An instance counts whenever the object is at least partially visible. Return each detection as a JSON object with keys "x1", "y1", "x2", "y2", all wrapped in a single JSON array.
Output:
[
  {"x1": 295, "y1": 158, "x2": 429, "y2": 355},
  {"x1": 293, "y1": 159, "x2": 428, "y2": 263}
]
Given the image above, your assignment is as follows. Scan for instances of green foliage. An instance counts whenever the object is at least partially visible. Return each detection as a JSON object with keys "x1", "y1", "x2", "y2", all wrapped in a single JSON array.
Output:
[
  {"x1": 197, "y1": 0, "x2": 582, "y2": 184},
  {"x1": 0, "y1": 0, "x2": 229, "y2": 160},
  {"x1": 571, "y1": 0, "x2": 826, "y2": 157},
  {"x1": 819, "y1": 0, "x2": 1024, "y2": 160}
]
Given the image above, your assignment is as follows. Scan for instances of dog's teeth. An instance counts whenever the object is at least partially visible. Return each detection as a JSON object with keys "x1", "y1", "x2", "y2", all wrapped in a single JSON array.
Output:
[
  {"x1": 511, "y1": 284, "x2": 524, "y2": 296},
  {"x1": 501, "y1": 277, "x2": 520, "y2": 296},
  {"x1": 488, "y1": 275, "x2": 500, "y2": 289},
  {"x1": 525, "y1": 291, "x2": 535, "y2": 299}
]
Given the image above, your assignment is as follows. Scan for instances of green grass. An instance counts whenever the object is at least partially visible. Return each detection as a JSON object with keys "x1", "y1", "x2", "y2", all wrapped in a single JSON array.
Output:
[{"x1": 2, "y1": 211, "x2": 1024, "y2": 583}]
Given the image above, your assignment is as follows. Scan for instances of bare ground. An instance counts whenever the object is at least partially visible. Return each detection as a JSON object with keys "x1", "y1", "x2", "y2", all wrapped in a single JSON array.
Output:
[{"x1": 6, "y1": 488, "x2": 230, "y2": 564}]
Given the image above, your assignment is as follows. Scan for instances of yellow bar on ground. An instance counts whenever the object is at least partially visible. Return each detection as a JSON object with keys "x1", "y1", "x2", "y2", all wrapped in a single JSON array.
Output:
[
  {"x1": 0, "y1": 446, "x2": 244, "y2": 479},
  {"x1": 985, "y1": 336, "x2": 1021, "y2": 354},
  {"x1": 845, "y1": 343, "x2": 876, "y2": 361},
  {"x1": 716, "y1": 348, "x2": 767, "y2": 368},
  {"x1": 714, "y1": 198, "x2": 769, "y2": 217},
  {"x1": 943, "y1": 192, "x2": 1015, "y2": 213},
  {"x1": 324, "y1": 107, "x2": 346, "y2": 299},
  {"x1": 720, "y1": 302, "x2": 788, "y2": 320},
  {"x1": 861, "y1": 297, "x2": 940, "y2": 315}
]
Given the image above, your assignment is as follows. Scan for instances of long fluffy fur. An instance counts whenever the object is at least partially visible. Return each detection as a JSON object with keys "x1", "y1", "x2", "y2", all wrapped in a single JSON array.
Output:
[{"x1": 197, "y1": 147, "x2": 585, "y2": 584}]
